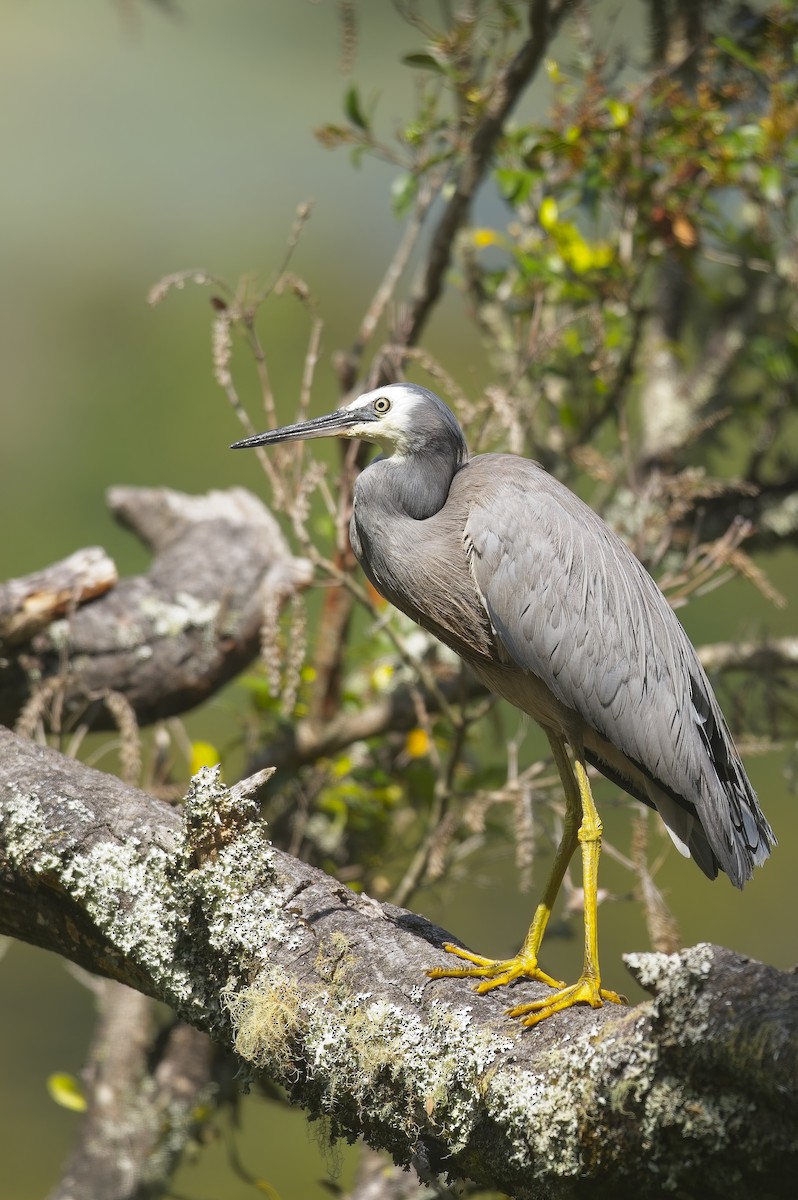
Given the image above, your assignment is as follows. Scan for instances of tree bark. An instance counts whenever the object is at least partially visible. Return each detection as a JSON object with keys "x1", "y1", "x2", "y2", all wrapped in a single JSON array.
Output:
[
  {"x1": 48, "y1": 982, "x2": 219, "y2": 1200},
  {"x1": 2, "y1": 727, "x2": 795, "y2": 1200},
  {"x1": 0, "y1": 486, "x2": 312, "y2": 731}
]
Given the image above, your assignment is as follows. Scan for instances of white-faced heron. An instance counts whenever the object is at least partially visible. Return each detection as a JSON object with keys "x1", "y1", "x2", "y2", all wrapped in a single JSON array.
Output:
[{"x1": 232, "y1": 383, "x2": 775, "y2": 1025}]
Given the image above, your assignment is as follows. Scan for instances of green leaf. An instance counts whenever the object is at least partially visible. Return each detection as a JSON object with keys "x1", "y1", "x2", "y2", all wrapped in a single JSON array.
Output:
[
  {"x1": 344, "y1": 85, "x2": 369, "y2": 132},
  {"x1": 401, "y1": 52, "x2": 445, "y2": 74},
  {"x1": 715, "y1": 35, "x2": 760, "y2": 73},
  {"x1": 391, "y1": 172, "x2": 417, "y2": 216},
  {"x1": 760, "y1": 164, "x2": 783, "y2": 204},
  {"x1": 494, "y1": 167, "x2": 532, "y2": 205}
]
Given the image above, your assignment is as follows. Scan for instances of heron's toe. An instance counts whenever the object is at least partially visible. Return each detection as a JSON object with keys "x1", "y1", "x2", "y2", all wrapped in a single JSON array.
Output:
[
  {"x1": 428, "y1": 943, "x2": 564, "y2": 992},
  {"x1": 507, "y1": 977, "x2": 627, "y2": 1026}
]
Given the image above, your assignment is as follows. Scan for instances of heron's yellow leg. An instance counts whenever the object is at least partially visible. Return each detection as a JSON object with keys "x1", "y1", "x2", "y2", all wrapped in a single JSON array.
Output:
[
  {"x1": 428, "y1": 732, "x2": 580, "y2": 994},
  {"x1": 507, "y1": 752, "x2": 625, "y2": 1026}
]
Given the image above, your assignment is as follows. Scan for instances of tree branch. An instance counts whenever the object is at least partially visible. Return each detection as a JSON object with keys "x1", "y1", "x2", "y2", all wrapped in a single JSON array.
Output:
[
  {"x1": 249, "y1": 663, "x2": 485, "y2": 774},
  {"x1": 0, "y1": 486, "x2": 312, "y2": 731},
  {"x1": 0, "y1": 547, "x2": 118, "y2": 645},
  {"x1": 49, "y1": 982, "x2": 219, "y2": 1200},
  {"x1": 698, "y1": 635, "x2": 798, "y2": 674},
  {"x1": 397, "y1": 0, "x2": 576, "y2": 350},
  {"x1": 2, "y1": 728, "x2": 795, "y2": 1200}
]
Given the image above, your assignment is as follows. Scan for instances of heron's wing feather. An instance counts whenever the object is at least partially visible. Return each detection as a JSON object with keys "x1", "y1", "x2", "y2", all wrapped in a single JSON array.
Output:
[{"x1": 461, "y1": 457, "x2": 773, "y2": 885}]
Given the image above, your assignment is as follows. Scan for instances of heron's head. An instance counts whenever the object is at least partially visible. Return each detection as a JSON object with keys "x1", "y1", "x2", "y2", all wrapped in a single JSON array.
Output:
[{"x1": 231, "y1": 383, "x2": 468, "y2": 466}]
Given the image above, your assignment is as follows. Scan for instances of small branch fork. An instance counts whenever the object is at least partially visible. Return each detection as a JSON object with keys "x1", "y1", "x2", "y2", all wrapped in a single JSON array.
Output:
[
  {"x1": 397, "y1": 0, "x2": 579, "y2": 352},
  {"x1": 0, "y1": 486, "x2": 312, "y2": 732}
]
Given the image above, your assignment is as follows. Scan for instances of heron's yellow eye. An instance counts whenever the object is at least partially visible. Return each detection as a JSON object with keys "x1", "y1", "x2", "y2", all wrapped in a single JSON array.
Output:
[{"x1": 373, "y1": 396, "x2": 392, "y2": 414}]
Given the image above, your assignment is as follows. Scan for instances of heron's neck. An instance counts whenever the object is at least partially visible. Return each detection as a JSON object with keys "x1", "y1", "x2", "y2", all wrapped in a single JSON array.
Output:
[{"x1": 365, "y1": 445, "x2": 464, "y2": 520}]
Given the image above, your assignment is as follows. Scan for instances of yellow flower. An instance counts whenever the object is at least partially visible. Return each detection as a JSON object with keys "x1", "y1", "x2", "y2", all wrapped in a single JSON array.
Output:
[
  {"x1": 404, "y1": 728, "x2": 431, "y2": 759},
  {"x1": 190, "y1": 741, "x2": 221, "y2": 775},
  {"x1": 472, "y1": 228, "x2": 501, "y2": 248}
]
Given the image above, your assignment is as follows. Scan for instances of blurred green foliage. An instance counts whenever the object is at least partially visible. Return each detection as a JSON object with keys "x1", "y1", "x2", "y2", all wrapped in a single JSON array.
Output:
[{"x1": 3, "y1": 2, "x2": 798, "y2": 1198}]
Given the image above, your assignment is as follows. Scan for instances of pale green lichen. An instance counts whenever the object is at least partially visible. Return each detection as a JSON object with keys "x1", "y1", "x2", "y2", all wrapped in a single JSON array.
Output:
[
  {"x1": 761, "y1": 490, "x2": 798, "y2": 537},
  {"x1": 227, "y1": 963, "x2": 515, "y2": 1155},
  {"x1": 223, "y1": 965, "x2": 305, "y2": 1078},
  {"x1": 44, "y1": 618, "x2": 72, "y2": 652}
]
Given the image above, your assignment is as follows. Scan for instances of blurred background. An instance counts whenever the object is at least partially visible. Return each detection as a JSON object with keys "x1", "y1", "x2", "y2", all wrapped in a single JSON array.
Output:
[{"x1": 1, "y1": 3, "x2": 795, "y2": 1197}]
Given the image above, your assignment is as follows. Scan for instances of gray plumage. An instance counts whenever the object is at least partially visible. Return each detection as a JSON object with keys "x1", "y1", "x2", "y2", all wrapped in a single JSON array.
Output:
[{"x1": 233, "y1": 383, "x2": 775, "y2": 892}]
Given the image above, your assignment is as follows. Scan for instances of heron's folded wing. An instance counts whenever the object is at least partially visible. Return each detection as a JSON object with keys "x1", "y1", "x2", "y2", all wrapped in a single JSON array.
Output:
[{"x1": 462, "y1": 460, "x2": 770, "y2": 884}]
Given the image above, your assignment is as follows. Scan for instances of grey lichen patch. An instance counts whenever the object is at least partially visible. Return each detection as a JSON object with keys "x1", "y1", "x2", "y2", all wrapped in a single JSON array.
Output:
[
  {"x1": 187, "y1": 831, "x2": 302, "y2": 960},
  {"x1": 140, "y1": 594, "x2": 219, "y2": 639},
  {"x1": 61, "y1": 795, "x2": 95, "y2": 823},
  {"x1": 625, "y1": 943, "x2": 715, "y2": 1043},
  {"x1": 1, "y1": 786, "x2": 63, "y2": 874},
  {"x1": 479, "y1": 1001, "x2": 749, "y2": 1187},
  {"x1": 0, "y1": 782, "x2": 204, "y2": 1012},
  {"x1": 305, "y1": 993, "x2": 514, "y2": 1152},
  {"x1": 483, "y1": 1029, "x2": 594, "y2": 1177},
  {"x1": 624, "y1": 943, "x2": 713, "y2": 994},
  {"x1": 182, "y1": 765, "x2": 257, "y2": 866},
  {"x1": 61, "y1": 835, "x2": 196, "y2": 1004},
  {"x1": 181, "y1": 767, "x2": 301, "y2": 964}
]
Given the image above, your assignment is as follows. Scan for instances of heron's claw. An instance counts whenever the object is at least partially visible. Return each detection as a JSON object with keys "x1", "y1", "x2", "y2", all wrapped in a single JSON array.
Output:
[
  {"x1": 428, "y1": 942, "x2": 564, "y2": 992},
  {"x1": 507, "y1": 977, "x2": 627, "y2": 1026}
]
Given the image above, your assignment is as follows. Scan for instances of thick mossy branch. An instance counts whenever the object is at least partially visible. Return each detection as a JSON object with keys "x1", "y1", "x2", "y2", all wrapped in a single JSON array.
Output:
[
  {"x1": 0, "y1": 486, "x2": 312, "y2": 729},
  {"x1": 1, "y1": 727, "x2": 796, "y2": 1200}
]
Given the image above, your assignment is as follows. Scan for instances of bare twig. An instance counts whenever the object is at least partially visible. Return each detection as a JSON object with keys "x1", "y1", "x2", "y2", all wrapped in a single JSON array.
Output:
[{"x1": 397, "y1": 0, "x2": 577, "y2": 352}]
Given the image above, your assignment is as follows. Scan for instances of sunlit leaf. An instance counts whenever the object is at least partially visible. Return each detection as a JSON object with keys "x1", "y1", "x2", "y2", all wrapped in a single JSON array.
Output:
[
  {"x1": 760, "y1": 163, "x2": 784, "y2": 203},
  {"x1": 545, "y1": 58, "x2": 566, "y2": 84},
  {"x1": 715, "y1": 35, "x2": 760, "y2": 73},
  {"x1": 472, "y1": 228, "x2": 502, "y2": 248},
  {"x1": 539, "y1": 196, "x2": 559, "y2": 231},
  {"x1": 606, "y1": 98, "x2": 631, "y2": 128},
  {"x1": 47, "y1": 1073, "x2": 87, "y2": 1113}
]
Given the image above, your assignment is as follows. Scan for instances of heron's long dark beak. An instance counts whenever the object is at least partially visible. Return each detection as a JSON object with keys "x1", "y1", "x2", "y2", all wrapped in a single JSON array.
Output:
[{"x1": 230, "y1": 407, "x2": 372, "y2": 450}]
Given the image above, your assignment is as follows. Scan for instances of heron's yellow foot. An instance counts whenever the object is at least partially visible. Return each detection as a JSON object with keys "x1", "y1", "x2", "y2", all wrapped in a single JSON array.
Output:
[
  {"x1": 507, "y1": 976, "x2": 626, "y2": 1027},
  {"x1": 428, "y1": 942, "x2": 564, "y2": 993}
]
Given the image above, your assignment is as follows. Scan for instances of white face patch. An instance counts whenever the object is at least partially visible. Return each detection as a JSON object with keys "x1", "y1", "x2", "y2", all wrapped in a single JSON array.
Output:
[{"x1": 344, "y1": 384, "x2": 425, "y2": 454}]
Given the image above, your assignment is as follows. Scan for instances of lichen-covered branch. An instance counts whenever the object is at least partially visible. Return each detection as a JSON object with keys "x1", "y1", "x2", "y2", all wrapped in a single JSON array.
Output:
[
  {"x1": 1, "y1": 727, "x2": 795, "y2": 1200},
  {"x1": 0, "y1": 486, "x2": 312, "y2": 731},
  {"x1": 49, "y1": 982, "x2": 219, "y2": 1200}
]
